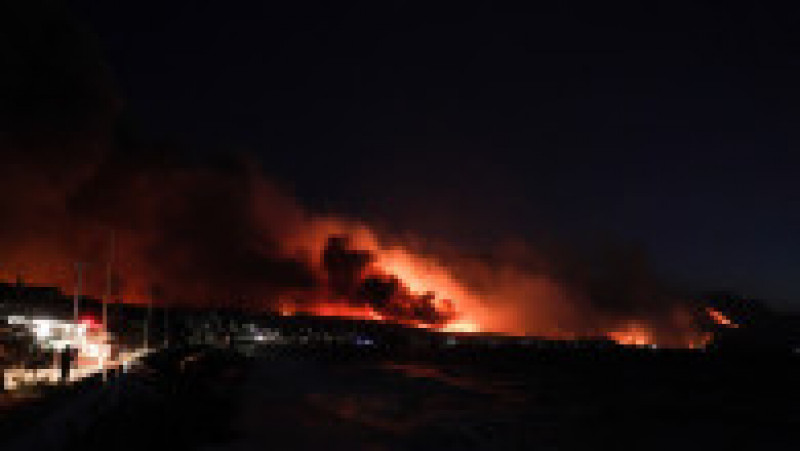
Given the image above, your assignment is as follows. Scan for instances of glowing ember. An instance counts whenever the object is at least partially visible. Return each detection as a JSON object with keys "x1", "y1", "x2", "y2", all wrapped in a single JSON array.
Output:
[
  {"x1": 440, "y1": 319, "x2": 481, "y2": 333},
  {"x1": 606, "y1": 322, "x2": 655, "y2": 347},
  {"x1": 705, "y1": 307, "x2": 739, "y2": 328}
]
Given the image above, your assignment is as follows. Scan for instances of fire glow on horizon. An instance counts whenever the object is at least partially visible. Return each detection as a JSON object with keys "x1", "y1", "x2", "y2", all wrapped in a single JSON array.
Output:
[
  {"x1": 0, "y1": 221, "x2": 728, "y2": 349},
  {"x1": 271, "y1": 224, "x2": 720, "y2": 348},
  {"x1": 705, "y1": 307, "x2": 739, "y2": 328},
  {"x1": 0, "y1": 156, "x2": 725, "y2": 349}
]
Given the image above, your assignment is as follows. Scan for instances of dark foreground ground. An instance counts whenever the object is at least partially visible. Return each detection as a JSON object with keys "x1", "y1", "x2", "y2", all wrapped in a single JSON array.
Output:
[{"x1": 7, "y1": 345, "x2": 799, "y2": 450}]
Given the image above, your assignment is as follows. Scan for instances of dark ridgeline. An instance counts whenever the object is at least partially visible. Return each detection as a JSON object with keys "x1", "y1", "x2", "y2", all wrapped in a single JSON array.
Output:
[{"x1": 2, "y1": 279, "x2": 798, "y2": 356}]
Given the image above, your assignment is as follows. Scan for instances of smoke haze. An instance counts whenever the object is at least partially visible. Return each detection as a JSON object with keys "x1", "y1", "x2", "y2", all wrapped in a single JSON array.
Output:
[{"x1": 0, "y1": 1, "x2": 710, "y2": 346}]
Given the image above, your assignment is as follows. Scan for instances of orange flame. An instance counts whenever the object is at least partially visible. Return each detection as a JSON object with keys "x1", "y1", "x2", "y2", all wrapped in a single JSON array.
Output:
[
  {"x1": 705, "y1": 307, "x2": 739, "y2": 328},
  {"x1": 606, "y1": 322, "x2": 655, "y2": 346}
]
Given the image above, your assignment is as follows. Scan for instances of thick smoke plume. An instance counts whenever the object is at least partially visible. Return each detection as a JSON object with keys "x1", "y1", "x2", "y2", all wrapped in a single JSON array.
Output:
[{"x1": 0, "y1": 2, "x2": 710, "y2": 346}]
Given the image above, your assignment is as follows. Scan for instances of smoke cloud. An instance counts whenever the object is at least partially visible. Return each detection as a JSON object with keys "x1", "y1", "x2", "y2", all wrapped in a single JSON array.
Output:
[{"x1": 0, "y1": 2, "x2": 708, "y2": 346}]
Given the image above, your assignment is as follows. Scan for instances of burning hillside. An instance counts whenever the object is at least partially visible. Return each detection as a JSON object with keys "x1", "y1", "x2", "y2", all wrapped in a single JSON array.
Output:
[
  {"x1": 0, "y1": 142, "x2": 714, "y2": 348},
  {"x1": 0, "y1": 1, "x2": 725, "y2": 349}
]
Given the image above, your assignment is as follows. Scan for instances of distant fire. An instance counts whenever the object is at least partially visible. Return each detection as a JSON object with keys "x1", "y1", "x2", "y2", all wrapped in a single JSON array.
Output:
[
  {"x1": 271, "y1": 230, "x2": 718, "y2": 348},
  {"x1": 606, "y1": 322, "x2": 655, "y2": 347},
  {"x1": 271, "y1": 234, "x2": 483, "y2": 333},
  {"x1": 0, "y1": 116, "x2": 728, "y2": 350},
  {"x1": 705, "y1": 307, "x2": 739, "y2": 328},
  {"x1": 0, "y1": 217, "x2": 725, "y2": 349},
  {"x1": 0, "y1": 11, "x2": 744, "y2": 354},
  {"x1": 0, "y1": 219, "x2": 727, "y2": 349}
]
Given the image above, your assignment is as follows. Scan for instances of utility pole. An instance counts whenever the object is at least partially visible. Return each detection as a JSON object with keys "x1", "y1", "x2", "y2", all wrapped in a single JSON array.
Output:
[
  {"x1": 15, "y1": 270, "x2": 23, "y2": 308},
  {"x1": 148, "y1": 285, "x2": 167, "y2": 349},
  {"x1": 102, "y1": 230, "x2": 115, "y2": 333},
  {"x1": 102, "y1": 230, "x2": 115, "y2": 382},
  {"x1": 144, "y1": 298, "x2": 152, "y2": 350},
  {"x1": 163, "y1": 302, "x2": 169, "y2": 349},
  {"x1": 73, "y1": 262, "x2": 85, "y2": 323}
]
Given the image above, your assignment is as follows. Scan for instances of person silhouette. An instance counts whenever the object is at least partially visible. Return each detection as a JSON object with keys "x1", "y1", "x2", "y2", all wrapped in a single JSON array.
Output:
[{"x1": 60, "y1": 344, "x2": 74, "y2": 384}]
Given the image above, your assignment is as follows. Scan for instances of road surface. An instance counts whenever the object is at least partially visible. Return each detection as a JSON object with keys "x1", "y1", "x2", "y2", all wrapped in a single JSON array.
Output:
[{"x1": 57, "y1": 347, "x2": 799, "y2": 450}]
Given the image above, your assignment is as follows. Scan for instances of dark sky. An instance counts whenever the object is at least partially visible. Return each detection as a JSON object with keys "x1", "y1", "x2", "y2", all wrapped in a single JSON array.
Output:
[{"x1": 68, "y1": 1, "x2": 799, "y2": 307}]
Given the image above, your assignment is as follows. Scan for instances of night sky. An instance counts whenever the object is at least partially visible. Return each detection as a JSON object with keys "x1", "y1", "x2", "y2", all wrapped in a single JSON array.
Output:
[{"x1": 39, "y1": 2, "x2": 800, "y2": 307}]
